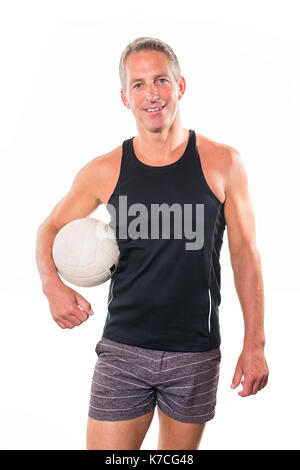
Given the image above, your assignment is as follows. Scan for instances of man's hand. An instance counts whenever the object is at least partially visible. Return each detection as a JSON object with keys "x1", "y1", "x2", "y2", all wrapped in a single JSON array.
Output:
[
  {"x1": 44, "y1": 278, "x2": 94, "y2": 329},
  {"x1": 231, "y1": 347, "x2": 269, "y2": 397}
]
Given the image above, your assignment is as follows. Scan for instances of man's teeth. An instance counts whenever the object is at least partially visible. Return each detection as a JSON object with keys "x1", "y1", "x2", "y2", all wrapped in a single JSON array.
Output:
[{"x1": 146, "y1": 106, "x2": 163, "y2": 112}]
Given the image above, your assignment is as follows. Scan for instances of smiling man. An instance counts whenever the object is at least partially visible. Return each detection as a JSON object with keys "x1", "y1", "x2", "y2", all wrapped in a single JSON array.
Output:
[{"x1": 36, "y1": 37, "x2": 269, "y2": 450}]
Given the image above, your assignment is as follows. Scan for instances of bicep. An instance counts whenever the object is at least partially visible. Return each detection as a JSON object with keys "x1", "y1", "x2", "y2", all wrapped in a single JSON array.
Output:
[
  {"x1": 44, "y1": 160, "x2": 101, "y2": 232},
  {"x1": 223, "y1": 152, "x2": 257, "y2": 257}
]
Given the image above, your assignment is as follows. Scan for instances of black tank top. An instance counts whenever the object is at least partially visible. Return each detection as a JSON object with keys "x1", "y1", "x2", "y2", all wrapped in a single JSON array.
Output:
[{"x1": 102, "y1": 129, "x2": 226, "y2": 352}]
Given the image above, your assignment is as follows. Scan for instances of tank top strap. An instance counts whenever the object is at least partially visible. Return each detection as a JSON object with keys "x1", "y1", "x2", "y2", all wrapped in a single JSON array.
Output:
[
  {"x1": 118, "y1": 137, "x2": 134, "y2": 177},
  {"x1": 184, "y1": 128, "x2": 197, "y2": 164},
  {"x1": 106, "y1": 138, "x2": 132, "y2": 208},
  {"x1": 177, "y1": 128, "x2": 204, "y2": 173}
]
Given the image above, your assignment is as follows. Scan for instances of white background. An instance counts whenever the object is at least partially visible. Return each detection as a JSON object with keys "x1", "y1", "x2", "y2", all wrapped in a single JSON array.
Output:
[{"x1": 0, "y1": 0, "x2": 299, "y2": 450}]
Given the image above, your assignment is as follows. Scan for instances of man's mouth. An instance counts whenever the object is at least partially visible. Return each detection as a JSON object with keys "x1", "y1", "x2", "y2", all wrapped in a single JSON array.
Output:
[{"x1": 144, "y1": 104, "x2": 167, "y2": 114}]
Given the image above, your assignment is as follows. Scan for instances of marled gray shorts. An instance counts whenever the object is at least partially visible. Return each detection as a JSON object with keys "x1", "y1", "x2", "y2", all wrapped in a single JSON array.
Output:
[{"x1": 88, "y1": 337, "x2": 221, "y2": 424}]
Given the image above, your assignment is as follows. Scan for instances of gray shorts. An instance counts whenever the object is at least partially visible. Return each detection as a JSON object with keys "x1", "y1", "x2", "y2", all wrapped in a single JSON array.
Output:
[{"x1": 88, "y1": 337, "x2": 221, "y2": 424}]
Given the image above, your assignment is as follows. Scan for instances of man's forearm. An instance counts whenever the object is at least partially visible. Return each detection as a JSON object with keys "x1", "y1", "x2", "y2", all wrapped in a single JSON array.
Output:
[
  {"x1": 230, "y1": 247, "x2": 265, "y2": 349},
  {"x1": 35, "y1": 222, "x2": 63, "y2": 295}
]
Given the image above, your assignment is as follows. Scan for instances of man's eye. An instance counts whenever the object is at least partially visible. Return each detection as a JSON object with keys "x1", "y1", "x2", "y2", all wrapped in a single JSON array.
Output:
[{"x1": 133, "y1": 79, "x2": 167, "y2": 89}]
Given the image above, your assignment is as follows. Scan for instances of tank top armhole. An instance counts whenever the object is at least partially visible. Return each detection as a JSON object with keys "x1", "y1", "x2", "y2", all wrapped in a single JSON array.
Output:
[{"x1": 193, "y1": 136, "x2": 224, "y2": 206}]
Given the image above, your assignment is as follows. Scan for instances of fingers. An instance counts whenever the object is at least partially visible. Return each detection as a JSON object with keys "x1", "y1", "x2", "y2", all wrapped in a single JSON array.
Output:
[
  {"x1": 252, "y1": 375, "x2": 267, "y2": 394},
  {"x1": 231, "y1": 364, "x2": 243, "y2": 389},
  {"x1": 231, "y1": 351, "x2": 269, "y2": 397},
  {"x1": 72, "y1": 305, "x2": 89, "y2": 323},
  {"x1": 251, "y1": 379, "x2": 261, "y2": 395},
  {"x1": 56, "y1": 318, "x2": 75, "y2": 329},
  {"x1": 55, "y1": 304, "x2": 92, "y2": 329},
  {"x1": 238, "y1": 376, "x2": 255, "y2": 397},
  {"x1": 75, "y1": 293, "x2": 94, "y2": 316},
  {"x1": 61, "y1": 308, "x2": 88, "y2": 328},
  {"x1": 237, "y1": 374, "x2": 268, "y2": 397},
  {"x1": 258, "y1": 374, "x2": 268, "y2": 391}
]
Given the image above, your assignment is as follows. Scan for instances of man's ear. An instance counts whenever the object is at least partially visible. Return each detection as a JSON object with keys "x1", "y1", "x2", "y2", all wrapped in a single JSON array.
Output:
[
  {"x1": 178, "y1": 76, "x2": 186, "y2": 101},
  {"x1": 121, "y1": 88, "x2": 131, "y2": 109}
]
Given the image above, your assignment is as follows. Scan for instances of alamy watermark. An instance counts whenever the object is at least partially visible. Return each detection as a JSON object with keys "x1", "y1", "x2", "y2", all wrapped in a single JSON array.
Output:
[{"x1": 105, "y1": 196, "x2": 204, "y2": 250}]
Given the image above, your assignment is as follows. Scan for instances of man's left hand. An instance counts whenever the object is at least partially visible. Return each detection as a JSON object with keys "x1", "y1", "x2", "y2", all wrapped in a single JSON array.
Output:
[{"x1": 231, "y1": 347, "x2": 269, "y2": 397}]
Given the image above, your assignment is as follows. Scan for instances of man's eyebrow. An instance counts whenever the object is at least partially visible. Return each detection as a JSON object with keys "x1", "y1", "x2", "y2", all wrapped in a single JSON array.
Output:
[{"x1": 130, "y1": 74, "x2": 170, "y2": 85}]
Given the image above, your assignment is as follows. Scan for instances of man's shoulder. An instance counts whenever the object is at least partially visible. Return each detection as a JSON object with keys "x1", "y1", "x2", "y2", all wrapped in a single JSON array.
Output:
[
  {"x1": 92, "y1": 144, "x2": 123, "y2": 171},
  {"x1": 195, "y1": 131, "x2": 238, "y2": 158},
  {"x1": 194, "y1": 132, "x2": 243, "y2": 204},
  {"x1": 81, "y1": 144, "x2": 123, "y2": 188},
  {"x1": 195, "y1": 131, "x2": 241, "y2": 175},
  {"x1": 82, "y1": 144, "x2": 123, "y2": 204}
]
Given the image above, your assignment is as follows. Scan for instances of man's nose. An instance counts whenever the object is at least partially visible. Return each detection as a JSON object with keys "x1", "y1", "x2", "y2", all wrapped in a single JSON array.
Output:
[{"x1": 145, "y1": 84, "x2": 159, "y2": 101}]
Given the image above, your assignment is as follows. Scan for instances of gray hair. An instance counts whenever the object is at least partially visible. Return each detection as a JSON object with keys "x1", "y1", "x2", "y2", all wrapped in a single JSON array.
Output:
[{"x1": 119, "y1": 37, "x2": 182, "y2": 94}]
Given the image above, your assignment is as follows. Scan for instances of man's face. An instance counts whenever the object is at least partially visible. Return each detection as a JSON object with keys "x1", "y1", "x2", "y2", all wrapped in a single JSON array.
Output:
[{"x1": 121, "y1": 50, "x2": 185, "y2": 132}]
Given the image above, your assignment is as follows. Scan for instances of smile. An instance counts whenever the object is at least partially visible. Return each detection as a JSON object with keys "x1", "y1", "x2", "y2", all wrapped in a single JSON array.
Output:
[{"x1": 144, "y1": 104, "x2": 166, "y2": 114}]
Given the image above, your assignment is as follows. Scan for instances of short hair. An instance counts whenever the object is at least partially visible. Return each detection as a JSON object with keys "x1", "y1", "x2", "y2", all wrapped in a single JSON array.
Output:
[{"x1": 119, "y1": 37, "x2": 182, "y2": 94}]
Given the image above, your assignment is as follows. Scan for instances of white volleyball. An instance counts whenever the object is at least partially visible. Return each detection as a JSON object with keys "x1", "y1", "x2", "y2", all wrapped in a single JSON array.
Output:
[{"x1": 52, "y1": 218, "x2": 119, "y2": 287}]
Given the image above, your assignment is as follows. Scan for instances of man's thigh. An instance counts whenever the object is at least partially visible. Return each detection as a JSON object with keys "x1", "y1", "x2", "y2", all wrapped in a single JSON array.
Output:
[
  {"x1": 87, "y1": 338, "x2": 157, "y2": 449},
  {"x1": 154, "y1": 346, "x2": 221, "y2": 449},
  {"x1": 86, "y1": 409, "x2": 155, "y2": 450},
  {"x1": 157, "y1": 406, "x2": 206, "y2": 450}
]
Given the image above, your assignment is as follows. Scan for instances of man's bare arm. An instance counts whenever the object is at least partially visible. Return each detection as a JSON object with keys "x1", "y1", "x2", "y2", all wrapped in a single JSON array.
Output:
[
  {"x1": 36, "y1": 158, "x2": 101, "y2": 290},
  {"x1": 223, "y1": 148, "x2": 269, "y2": 396},
  {"x1": 36, "y1": 157, "x2": 102, "y2": 328}
]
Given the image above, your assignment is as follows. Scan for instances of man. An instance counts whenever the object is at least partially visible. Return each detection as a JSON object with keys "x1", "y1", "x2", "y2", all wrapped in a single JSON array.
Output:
[{"x1": 36, "y1": 37, "x2": 269, "y2": 450}]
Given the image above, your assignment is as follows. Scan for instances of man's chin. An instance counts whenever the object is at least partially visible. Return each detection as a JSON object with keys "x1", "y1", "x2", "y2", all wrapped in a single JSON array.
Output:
[{"x1": 140, "y1": 120, "x2": 169, "y2": 134}]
